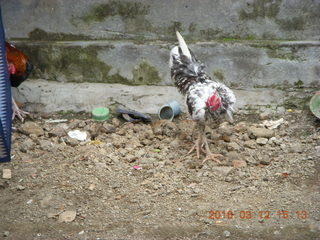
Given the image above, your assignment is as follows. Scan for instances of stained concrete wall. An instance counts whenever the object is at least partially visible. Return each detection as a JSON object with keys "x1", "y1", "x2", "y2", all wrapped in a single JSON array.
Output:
[{"x1": 1, "y1": 0, "x2": 320, "y2": 113}]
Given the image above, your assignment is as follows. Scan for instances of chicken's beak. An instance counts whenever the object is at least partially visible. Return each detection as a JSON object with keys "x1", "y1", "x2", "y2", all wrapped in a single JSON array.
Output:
[{"x1": 226, "y1": 110, "x2": 234, "y2": 123}]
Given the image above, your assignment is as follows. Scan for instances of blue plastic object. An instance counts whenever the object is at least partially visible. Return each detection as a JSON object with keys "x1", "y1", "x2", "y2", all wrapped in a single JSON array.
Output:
[
  {"x1": 158, "y1": 100, "x2": 181, "y2": 121},
  {"x1": 0, "y1": 8, "x2": 12, "y2": 162}
]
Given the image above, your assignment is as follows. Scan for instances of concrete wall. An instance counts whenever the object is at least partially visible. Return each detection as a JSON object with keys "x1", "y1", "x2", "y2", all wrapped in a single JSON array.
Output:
[{"x1": 1, "y1": 0, "x2": 320, "y2": 113}]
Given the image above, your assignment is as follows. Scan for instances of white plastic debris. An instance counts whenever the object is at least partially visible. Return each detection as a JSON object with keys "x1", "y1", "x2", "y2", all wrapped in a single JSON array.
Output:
[
  {"x1": 261, "y1": 118, "x2": 284, "y2": 129},
  {"x1": 2, "y1": 169, "x2": 12, "y2": 179},
  {"x1": 67, "y1": 130, "x2": 87, "y2": 141},
  {"x1": 45, "y1": 119, "x2": 68, "y2": 123}
]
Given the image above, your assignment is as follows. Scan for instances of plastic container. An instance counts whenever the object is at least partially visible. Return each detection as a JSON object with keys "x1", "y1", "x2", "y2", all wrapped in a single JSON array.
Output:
[
  {"x1": 310, "y1": 91, "x2": 320, "y2": 119},
  {"x1": 92, "y1": 107, "x2": 109, "y2": 121},
  {"x1": 158, "y1": 100, "x2": 181, "y2": 121}
]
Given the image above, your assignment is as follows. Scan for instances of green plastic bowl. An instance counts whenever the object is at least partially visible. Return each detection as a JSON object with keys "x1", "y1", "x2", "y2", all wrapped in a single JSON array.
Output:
[
  {"x1": 309, "y1": 91, "x2": 320, "y2": 119},
  {"x1": 92, "y1": 107, "x2": 109, "y2": 121}
]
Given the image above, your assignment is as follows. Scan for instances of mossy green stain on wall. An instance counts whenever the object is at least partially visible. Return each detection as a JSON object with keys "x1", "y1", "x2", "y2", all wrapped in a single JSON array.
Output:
[
  {"x1": 81, "y1": 1, "x2": 150, "y2": 22},
  {"x1": 239, "y1": 0, "x2": 282, "y2": 20},
  {"x1": 28, "y1": 28, "x2": 92, "y2": 41},
  {"x1": 17, "y1": 44, "x2": 135, "y2": 84},
  {"x1": 132, "y1": 61, "x2": 161, "y2": 85}
]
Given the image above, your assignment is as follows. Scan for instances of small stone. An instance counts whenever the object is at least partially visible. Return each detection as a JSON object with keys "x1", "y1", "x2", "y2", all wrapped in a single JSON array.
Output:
[
  {"x1": 20, "y1": 122, "x2": 44, "y2": 136},
  {"x1": 48, "y1": 123, "x2": 68, "y2": 137},
  {"x1": 232, "y1": 160, "x2": 247, "y2": 168},
  {"x1": 218, "y1": 122, "x2": 233, "y2": 135},
  {"x1": 19, "y1": 138, "x2": 36, "y2": 152},
  {"x1": 88, "y1": 184, "x2": 96, "y2": 191},
  {"x1": 102, "y1": 123, "x2": 116, "y2": 134},
  {"x1": 40, "y1": 194, "x2": 52, "y2": 208},
  {"x1": 2, "y1": 169, "x2": 11, "y2": 179},
  {"x1": 260, "y1": 157, "x2": 271, "y2": 165},
  {"x1": 234, "y1": 122, "x2": 248, "y2": 133},
  {"x1": 227, "y1": 142, "x2": 240, "y2": 152},
  {"x1": 256, "y1": 137, "x2": 268, "y2": 145},
  {"x1": 223, "y1": 230, "x2": 231, "y2": 237},
  {"x1": 112, "y1": 118, "x2": 121, "y2": 127},
  {"x1": 16, "y1": 185, "x2": 25, "y2": 191},
  {"x1": 226, "y1": 151, "x2": 241, "y2": 160},
  {"x1": 58, "y1": 210, "x2": 77, "y2": 223},
  {"x1": 3, "y1": 231, "x2": 9, "y2": 237},
  {"x1": 169, "y1": 138, "x2": 180, "y2": 149},
  {"x1": 244, "y1": 140, "x2": 256, "y2": 149},
  {"x1": 225, "y1": 176, "x2": 233, "y2": 183},
  {"x1": 290, "y1": 143, "x2": 304, "y2": 153},
  {"x1": 222, "y1": 135, "x2": 231, "y2": 142},
  {"x1": 248, "y1": 127, "x2": 274, "y2": 139}
]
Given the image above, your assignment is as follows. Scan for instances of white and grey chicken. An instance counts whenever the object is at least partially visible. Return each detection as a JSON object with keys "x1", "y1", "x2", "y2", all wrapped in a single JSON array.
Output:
[{"x1": 170, "y1": 31, "x2": 236, "y2": 163}]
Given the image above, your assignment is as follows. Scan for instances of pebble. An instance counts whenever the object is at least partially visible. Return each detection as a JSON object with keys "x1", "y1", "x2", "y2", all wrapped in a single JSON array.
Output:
[
  {"x1": 290, "y1": 143, "x2": 304, "y2": 153},
  {"x1": 256, "y1": 137, "x2": 268, "y2": 145},
  {"x1": 3, "y1": 231, "x2": 9, "y2": 237},
  {"x1": 48, "y1": 123, "x2": 68, "y2": 137},
  {"x1": 223, "y1": 230, "x2": 231, "y2": 237},
  {"x1": 234, "y1": 121, "x2": 248, "y2": 133},
  {"x1": 226, "y1": 151, "x2": 241, "y2": 160},
  {"x1": 260, "y1": 157, "x2": 271, "y2": 165},
  {"x1": 232, "y1": 160, "x2": 247, "y2": 168},
  {"x1": 19, "y1": 138, "x2": 36, "y2": 152},
  {"x1": 58, "y1": 210, "x2": 77, "y2": 223},
  {"x1": 2, "y1": 169, "x2": 12, "y2": 179},
  {"x1": 248, "y1": 127, "x2": 274, "y2": 139},
  {"x1": 20, "y1": 122, "x2": 44, "y2": 136},
  {"x1": 218, "y1": 122, "x2": 233, "y2": 135},
  {"x1": 244, "y1": 140, "x2": 256, "y2": 149},
  {"x1": 16, "y1": 185, "x2": 25, "y2": 191},
  {"x1": 227, "y1": 142, "x2": 241, "y2": 152},
  {"x1": 40, "y1": 194, "x2": 53, "y2": 208}
]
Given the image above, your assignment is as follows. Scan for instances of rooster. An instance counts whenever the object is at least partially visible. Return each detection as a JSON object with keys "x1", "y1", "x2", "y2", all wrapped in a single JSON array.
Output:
[
  {"x1": 6, "y1": 42, "x2": 33, "y2": 121},
  {"x1": 170, "y1": 32, "x2": 236, "y2": 163}
]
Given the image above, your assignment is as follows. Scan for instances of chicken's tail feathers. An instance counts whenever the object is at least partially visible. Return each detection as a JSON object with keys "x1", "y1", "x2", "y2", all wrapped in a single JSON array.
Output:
[{"x1": 176, "y1": 31, "x2": 192, "y2": 60}]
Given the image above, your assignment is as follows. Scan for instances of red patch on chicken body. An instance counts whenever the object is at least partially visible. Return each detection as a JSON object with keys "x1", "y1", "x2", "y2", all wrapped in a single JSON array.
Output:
[{"x1": 205, "y1": 91, "x2": 221, "y2": 112}]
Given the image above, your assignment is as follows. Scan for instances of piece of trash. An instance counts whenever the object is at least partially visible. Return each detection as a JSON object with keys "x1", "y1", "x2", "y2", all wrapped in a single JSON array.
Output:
[
  {"x1": 27, "y1": 199, "x2": 33, "y2": 204},
  {"x1": 2, "y1": 169, "x2": 11, "y2": 179},
  {"x1": 45, "y1": 119, "x2": 68, "y2": 123},
  {"x1": 88, "y1": 140, "x2": 102, "y2": 145},
  {"x1": 58, "y1": 210, "x2": 77, "y2": 223},
  {"x1": 78, "y1": 230, "x2": 85, "y2": 235},
  {"x1": 261, "y1": 118, "x2": 284, "y2": 129},
  {"x1": 153, "y1": 149, "x2": 161, "y2": 152},
  {"x1": 68, "y1": 130, "x2": 87, "y2": 141},
  {"x1": 287, "y1": 109, "x2": 293, "y2": 112},
  {"x1": 309, "y1": 91, "x2": 320, "y2": 119},
  {"x1": 133, "y1": 165, "x2": 142, "y2": 170},
  {"x1": 158, "y1": 100, "x2": 181, "y2": 121},
  {"x1": 92, "y1": 107, "x2": 109, "y2": 121},
  {"x1": 88, "y1": 184, "x2": 96, "y2": 191},
  {"x1": 117, "y1": 108, "x2": 151, "y2": 123}
]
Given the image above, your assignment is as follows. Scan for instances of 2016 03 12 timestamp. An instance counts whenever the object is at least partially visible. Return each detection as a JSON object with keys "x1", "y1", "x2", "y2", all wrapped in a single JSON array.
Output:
[{"x1": 209, "y1": 210, "x2": 308, "y2": 220}]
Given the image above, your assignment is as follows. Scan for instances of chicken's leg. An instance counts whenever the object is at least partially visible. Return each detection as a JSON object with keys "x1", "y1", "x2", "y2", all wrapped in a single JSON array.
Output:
[
  {"x1": 202, "y1": 132, "x2": 223, "y2": 164},
  {"x1": 12, "y1": 97, "x2": 29, "y2": 122},
  {"x1": 187, "y1": 123, "x2": 205, "y2": 159}
]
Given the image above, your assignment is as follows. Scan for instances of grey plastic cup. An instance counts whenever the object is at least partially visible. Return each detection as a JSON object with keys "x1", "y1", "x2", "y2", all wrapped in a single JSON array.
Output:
[{"x1": 158, "y1": 100, "x2": 181, "y2": 121}]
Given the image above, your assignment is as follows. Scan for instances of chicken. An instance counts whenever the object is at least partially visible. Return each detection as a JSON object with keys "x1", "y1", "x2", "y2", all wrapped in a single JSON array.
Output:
[
  {"x1": 170, "y1": 32, "x2": 236, "y2": 163},
  {"x1": 6, "y1": 42, "x2": 33, "y2": 121}
]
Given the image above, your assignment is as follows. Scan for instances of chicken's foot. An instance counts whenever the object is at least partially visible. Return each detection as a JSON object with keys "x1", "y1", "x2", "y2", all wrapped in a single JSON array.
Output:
[{"x1": 12, "y1": 98, "x2": 29, "y2": 122}]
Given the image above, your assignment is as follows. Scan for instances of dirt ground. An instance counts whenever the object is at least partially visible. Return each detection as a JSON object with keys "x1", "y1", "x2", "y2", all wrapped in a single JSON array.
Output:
[{"x1": 0, "y1": 108, "x2": 319, "y2": 240}]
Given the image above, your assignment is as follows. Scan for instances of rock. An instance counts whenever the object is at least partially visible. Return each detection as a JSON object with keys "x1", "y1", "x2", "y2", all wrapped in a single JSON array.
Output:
[
  {"x1": 39, "y1": 139, "x2": 55, "y2": 152},
  {"x1": 290, "y1": 143, "x2": 304, "y2": 153},
  {"x1": 232, "y1": 160, "x2": 247, "y2": 168},
  {"x1": 48, "y1": 123, "x2": 68, "y2": 137},
  {"x1": 20, "y1": 122, "x2": 44, "y2": 136},
  {"x1": 245, "y1": 156, "x2": 258, "y2": 166},
  {"x1": 242, "y1": 133, "x2": 250, "y2": 141},
  {"x1": 234, "y1": 122, "x2": 248, "y2": 133},
  {"x1": 316, "y1": 146, "x2": 320, "y2": 155},
  {"x1": 112, "y1": 118, "x2": 121, "y2": 127},
  {"x1": 16, "y1": 185, "x2": 25, "y2": 191},
  {"x1": 211, "y1": 167, "x2": 233, "y2": 177},
  {"x1": 226, "y1": 151, "x2": 241, "y2": 160},
  {"x1": 227, "y1": 142, "x2": 241, "y2": 152},
  {"x1": 223, "y1": 230, "x2": 231, "y2": 237},
  {"x1": 40, "y1": 194, "x2": 53, "y2": 208},
  {"x1": 169, "y1": 138, "x2": 180, "y2": 149},
  {"x1": 102, "y1": 123, "x2": 116, "y2": 134},
  {"x1": 248, "y1": 127, "x2": 274, "y2": 139},
  {"x1": 19, "y1": 138, "x2": 36, "y2": 152},
  {"x1": 218, "y1": 122, "x2": 233, "y2": 135},
  {"x1": 256, "y1": 137, "x2": 268, "y2": 145},
  {"x1": 222, "y1": 135, "x2": 231, "y2": 142},
  {"x1": 268, "y1": 137, "x2": 282, "y2": 145},
  {"x1": 58, "y1": 210, "x2": 77, "y2": 223},
  {"x1": 88, "y1": 184, "x2": 96, "y2": 191},
  {"x1": 152, "y1": 120, "x2": 179, "y2": 137},
  {"x1": 3, "y1": 231, "x2": 9, "y2": 237},
  {"x1": 2, "y1": 169, "x2": 11, "y2": 179},
  {"x1": 244, "y1": 140, "x2": 256, "y2": 149},
  {"x1": 260, "y1": 156, "x2": 271, "y2": 165}
]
